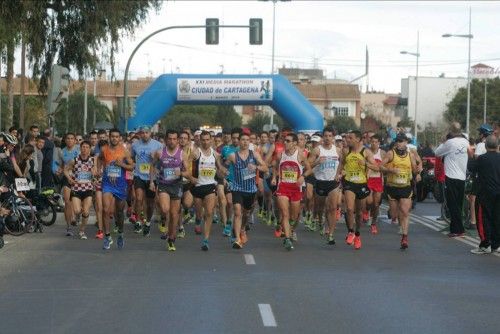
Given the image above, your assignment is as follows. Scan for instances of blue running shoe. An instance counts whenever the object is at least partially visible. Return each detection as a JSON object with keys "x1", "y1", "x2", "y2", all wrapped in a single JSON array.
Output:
[
  {"x1": 103, "y1": 236, "x2": 113, "y2": 250},
  {"x1": 223, "y1": 224, "x2": 232, "y2": 237},
  {"x1": 117, "y1": 234, "x2": 124, "y2": 249},
  {"x1": 201, "y1": 239, "x2": 209, "y2": 251}
]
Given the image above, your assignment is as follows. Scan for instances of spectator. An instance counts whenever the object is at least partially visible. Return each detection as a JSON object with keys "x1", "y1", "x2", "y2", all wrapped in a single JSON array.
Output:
[
  {"x1": 435, "y1": 122, "x2": 470, "y2": 237},
  {"x1": 468, "y1": 135, "x2": 500, "y2": 254},
  {"x1": 41, "y1": 129, "x2": 55, "y2": 188},
  {"x1": 419, "y1": 142, "x2": 435, "y2": 158},
  {"x1": 34, "y1": 136, "x2": 45, "y2": 192},
  {"x1": 24, "y1": 125, "x2": 40, "y2": 145}
]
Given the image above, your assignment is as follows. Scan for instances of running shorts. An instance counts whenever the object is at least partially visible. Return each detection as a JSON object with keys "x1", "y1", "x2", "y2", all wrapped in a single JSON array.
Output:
[
  {"x1": 343, "y1": 180, "x2": 370, "y2": 200},
  {"x1": 191, "y1": 184, "x2": 216, "y2": 199},
  {"x1": 232, "y1": 191, "x2": 256, "y2": 210},
  {"x1": 70, "y1": 190, "x2": 93, "y2": 201},
  {"x1": 386, "y1": 185, "x2": 413, "y2": 201},
  {"x1": 133, "y1": 176, "x2": 156, "y2": 198},
  {"x1": 158, "y1": 182, "x2": 183, "y2": 200},
  {"x1": 276, "y1": 186, "x2": 302, "y2": 202},
  {"x1": 314, "y1": 180, "x2": 339, "y2": 197},
  {"x1": 367, "y1": 177, "x2": 384, "y2": 193},
  {"x1": 305, "y1": 174, "x2": 316, "y2": 186}
]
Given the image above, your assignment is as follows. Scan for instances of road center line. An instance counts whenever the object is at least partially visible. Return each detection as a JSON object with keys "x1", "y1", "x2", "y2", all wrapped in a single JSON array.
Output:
[
  {"x1": 258, "y1": 304, "x2": 277, "y2": 327},
  {"x1": 244, "y1": 254, "x2": 256, "y2": 265}
]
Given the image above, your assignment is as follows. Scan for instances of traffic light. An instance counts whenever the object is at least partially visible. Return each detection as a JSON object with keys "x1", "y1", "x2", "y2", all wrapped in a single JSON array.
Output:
[
  {"x1": 206, "y1": 18, "x2": 219, "y2": 45},
  {"x1": 249, "y1": 18, "x2": 263, "y2": 45},
  {"x1": 46, "y1": 64, "x2": 70, "y2": 114}
]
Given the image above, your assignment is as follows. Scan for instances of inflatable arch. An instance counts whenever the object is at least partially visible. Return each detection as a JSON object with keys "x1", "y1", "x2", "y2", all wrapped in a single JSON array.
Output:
[{"x1": 124, "y1": 74, "x2": 323, "y2": 134}]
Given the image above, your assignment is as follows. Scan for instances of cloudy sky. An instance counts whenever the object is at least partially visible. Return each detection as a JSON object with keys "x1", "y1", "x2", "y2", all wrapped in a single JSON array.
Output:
[{"x1": 9, "y1": 0, "x2": 499, "y2": 94}]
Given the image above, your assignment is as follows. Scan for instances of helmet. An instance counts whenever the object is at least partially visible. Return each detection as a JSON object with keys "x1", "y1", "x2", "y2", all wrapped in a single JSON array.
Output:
[
  {"x1": 2, "y1": 133, "x2": 18, "y2": 145},
  {"x1": 478, "y1": 124, "x2": 493, "y2": 136}
]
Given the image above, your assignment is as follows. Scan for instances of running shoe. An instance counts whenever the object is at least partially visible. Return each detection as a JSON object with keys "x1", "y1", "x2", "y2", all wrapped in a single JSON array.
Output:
[
  {"x1": 95, "y1": 230, "x2": 104, "y2": 239},
  {"x1": 194, "y1": 224, "x2": 202, "y2": 235},
  {"x1": 354, "y1": 235, "x2": 362, "y2": 250},
  {"x1": 266, "y1": 215, "x2": 273, "y2": 226},
  {"x1": 201, "y1": 239, "x2": 209, "y2": 251},
  {"x1": 370, "y1": 224, "x2": 378, "y2": 235},
  {"x1": 134, "y1": 222, "x2": 142, "y2": 234},
  {"x1": 327, "y1": 234, "x2": 336, "y2": 245},
  {"x1": 391, "y1": 218, "x2": 398, "y2": 225},
  {"x1": 160, "y1": 234, "x2": 168, "y2": 240},
  {"x1": 319, "y1": 224, "x2": 326, "y2": 236},
  {"x1": 103, "y1": 236, "x2": 113, "y2": 250},
  {"x1": 79, "y1": 231, "x2": 87, "y2": 240},
  {"x1": 159, "y1": 224, "x2": 167, "y2": 234},
  {"x1": 345, "y1": 232, "x2": 355, "y2": 245},
  {"x1": 66, "y1": 228, "x2": 73, "y2": 237},
  {"x1": 274, "y1": 225, "x2": 283, "y2": 238},
  {"x1": 167, "y1": 239, "x2": 176, "y2": 251},
  {"x1": 240, "y1": 231, "x2": 248, "y2": 244},
  {"x1": 400, "y1": 235, "x2": 408, "y2": 250},
  {"x1": 223, "y1": 224, "x2": 232, "y2": 237},
  {"x1": 291, "y1": 230, "x2": 298, "y2": 242},
  {"x1": 447, "y1": 232, "x2": 465, "y2": 238},
  {"x1": 258, "y1": 208, "x2": 264, "y2": 218},
  {"x1": 283, "y1": 238, "x2": 294, "y2": 251},
  {"x1": 470, "y1": 246, "x2": 491, "y2": 254},
  {"x1": 232, "y1": 239, "x2": 243, "y2": 249},
  {"x1": 177, "y1": 227, "x2": 186, "y2": 239},
  {"x1": 143, "y1": 223, "x2": 151, "y2": 237},
  {"x1": 129, "y1": 213, "x2": 138, "y2": 224},
  {"x1": 117, "y1": 234, "x2": 124, "y2": 249}
]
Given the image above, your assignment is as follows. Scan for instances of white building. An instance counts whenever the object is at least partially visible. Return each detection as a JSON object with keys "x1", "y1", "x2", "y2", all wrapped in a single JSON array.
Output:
[{"x1": 402, "y1": 76, "x2": 467, "y2": 129}]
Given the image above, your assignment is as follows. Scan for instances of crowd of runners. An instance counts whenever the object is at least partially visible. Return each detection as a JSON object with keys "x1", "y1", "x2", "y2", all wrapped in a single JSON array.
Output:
[{"x1": 31, "y1": 124, "x2": 422, "y2": 252}]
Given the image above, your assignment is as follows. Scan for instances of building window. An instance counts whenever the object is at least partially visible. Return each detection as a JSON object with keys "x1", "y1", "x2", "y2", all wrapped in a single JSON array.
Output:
[{"x1": 333, "y1": 107, "x2": 349, "y2": 117}]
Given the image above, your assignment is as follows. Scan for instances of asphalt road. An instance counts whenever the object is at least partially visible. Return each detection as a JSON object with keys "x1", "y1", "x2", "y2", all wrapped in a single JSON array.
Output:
[{"x1": 1, "y1": 201, "x2": 499, "y2": 334}]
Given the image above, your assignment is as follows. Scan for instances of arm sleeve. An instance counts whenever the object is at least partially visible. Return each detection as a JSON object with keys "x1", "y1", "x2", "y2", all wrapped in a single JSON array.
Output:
[{"x1": 434, "y1": 141, "x2": 451, "y2": 158}]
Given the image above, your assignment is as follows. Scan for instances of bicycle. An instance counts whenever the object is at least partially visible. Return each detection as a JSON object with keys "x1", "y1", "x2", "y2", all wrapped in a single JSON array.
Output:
[{"x1": 1, "y1": 185, "x2": 38, "y2": 236}]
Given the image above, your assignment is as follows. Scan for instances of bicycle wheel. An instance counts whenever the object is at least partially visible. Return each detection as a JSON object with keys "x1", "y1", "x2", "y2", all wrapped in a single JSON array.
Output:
[
  {"x1": 35, "y1": 198, "x2": 57, "y2": 226},
  {"x1": 2, "y1": 195, "x2": 36, "y2": 236}
]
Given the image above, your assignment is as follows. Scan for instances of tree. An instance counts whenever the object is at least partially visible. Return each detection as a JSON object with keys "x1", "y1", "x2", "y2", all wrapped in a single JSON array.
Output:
[
  {"x1": 445, "y1": 77, "x2": 500, "y2": 132},
  {"x1": 397, "y1": 116, "x2": 414, "y2": 130},
  {"x1": 160, "y1": 105, "x2": 241, "y2": 131},
  {"x1": 245, "y1": 113, "x2": 291, "y2": 133},
  {"x1": 326, "y1": 116, "x2": 358, "y2": 134},
  {"x1": 215, "y1": 105, "x2": 242, "y2": 129}
]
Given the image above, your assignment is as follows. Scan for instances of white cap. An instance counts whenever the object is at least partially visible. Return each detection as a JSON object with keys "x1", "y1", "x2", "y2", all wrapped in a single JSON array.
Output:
[
  {"x1": 406, "y1": 133, "x2": 413, "y2": 140},
  {"x1": 311, "y1": 135, "x2": 321, "y2": 142},
  {"x1": 194, "y1": 130, "x2": 202, "y2": 136},
  {"x1": 335, "y1": 135, "x2": 343, "y2": 141}
]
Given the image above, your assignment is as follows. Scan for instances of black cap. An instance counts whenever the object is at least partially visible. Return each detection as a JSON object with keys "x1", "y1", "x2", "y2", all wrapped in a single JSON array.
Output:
[{"x1": 395, "y1": 132, "x2": 409, "y2": 142}]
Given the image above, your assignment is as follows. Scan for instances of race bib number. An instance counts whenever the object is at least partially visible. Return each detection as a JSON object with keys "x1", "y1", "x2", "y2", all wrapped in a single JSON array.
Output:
[
  {"x1": 77, "y1": 171, "x2": 92, "y2": 182},
  {"x1": 15, "y1": 178, "x2": 30, "y2": 191},
  {"x1": 200, "y1": 168, "x2": 216, "y2": 178},
  {"x1": 107, "y1": 165, "x2": 121, "y2": 178},
  {"x1": 348, "y1": 171, "x2": 361, "y2": 182},
  {"x1": 320, "y1": 158, "x2": 337, "y2": 171},
  {"x1": 242, "y1": 168, "x2": 256, "y2": 181},
  {"x1": 139, "y1": 163, "x2": 150, "y2": 174},
  {"x1": 163, "y1": 168, "x2": 179, "y2": 180},
  {"x1": 282, "y1": 170, "x2": 298, "y2": 183},
  {"x1": 394, "y1": 173, "x2": 409, "y2": 185}
]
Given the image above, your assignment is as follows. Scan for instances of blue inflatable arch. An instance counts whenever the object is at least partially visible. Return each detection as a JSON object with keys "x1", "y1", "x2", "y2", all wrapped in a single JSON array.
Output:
[{"x1": 124, "y1": 74, "x2": 323, "y2": 133}]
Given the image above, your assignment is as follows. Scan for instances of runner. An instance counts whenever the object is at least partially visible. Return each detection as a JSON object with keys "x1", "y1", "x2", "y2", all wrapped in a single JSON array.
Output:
[
  {"x1": 308, "y1": 127, "x2": 343, "y2": 246},
  {"x1": 98, "y1": 129, "x2": 134, "y2": 250},
  {"x1": 93, "y1": 139, "x2": 107, "y2": 239},
  {"x1": 58, "y1": 133, "x2": 80, "y2": 236},
  {"x1": 221, "y1": 128, "x2": 241, "y2": 237},
  {"x1": 150, "y1": 130, "x2": 193, "y2": 251},
  {"x1": 190, "y1": 131, "x2": 227, "y2": 250},
  {"x1": 131, "y1": 125, "x2": 162, "y2": 236},
  {"x1": 272, "y1": 132, "x2": 311, "y2": 250},
  {"x1": 226, "y1": 132, "x2": 268, "y2": 249},
  {"x1": 365, "y1": 134, "x2": 385, "y2": 234},
  {"x1": 64, "y1": 140, "x2": 95, "y2": 240},
  {"x1": 304, "y1": 134, "x2": 321, "y2": 229},
  {"x1": 178, "y1": 130, "x2": 194, "y2": 237},
  {"x1": 342, "y1": 130, "x2": 379, "y2": 250},
  {"x1": 380, "y1": 132, "x2": 418, "y2": 249}
]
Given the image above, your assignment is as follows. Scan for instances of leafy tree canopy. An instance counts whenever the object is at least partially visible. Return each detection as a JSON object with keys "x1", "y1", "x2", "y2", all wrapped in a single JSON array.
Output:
[
  {"x1": 326, "y1": 116, "x2": 358, "y2": 134},
  {"x1": 160, "y1": 105, "x2": 242, "y2": 131}
]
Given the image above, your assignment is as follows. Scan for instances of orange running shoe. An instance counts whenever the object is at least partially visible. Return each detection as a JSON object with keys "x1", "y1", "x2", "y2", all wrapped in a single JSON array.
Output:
[
  {"x1": 335, "y1": 208, "x2": 341, "y2": 220},
  {"x1": 370, "y1": 224, "x2": 378, "y2": 235},
  {"x1": 345, "y1": 232, "x2": 355, "y2": 245},
  {"x1": 95, "y1": 230, "x2": 104, "y2": 239},
  {"x1": 354, "y1": 235, "x2": 362, "y2": 250},
  {"x1": 240, "y1": 231, "x2": 248, "y2": 244},
  {"x1": 274, "y1": 226, "x2": 282, "y2": 238}
]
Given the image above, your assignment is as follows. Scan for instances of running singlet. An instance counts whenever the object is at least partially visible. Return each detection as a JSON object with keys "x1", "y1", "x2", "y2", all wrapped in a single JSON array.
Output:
[
  {"x1": 62, "y1": 146, "x2": 80, "y2": 166},
  {"x1": 278, "y1": 149, "x2": 302, "y2": 191},
  {"x1": 344, "y1": 149, "x2": 367, "y2": 184},
  {"x1": 368, "y1": 149, "x2": 382, "y2": 179},
  {"x1": 101, "y1": 145, "x2": 128, "y2": 199},
  {"x1": 231, "y1": 151, "x2": 258, "y2": 193},
  {"x1": 272, "y1": 142, "x2": 285, "y2": 161},
  {"x1": 157, "y1": 147, "x2": 183, "y2": 185},
  {"x1": 386, "y1": 150, "x2": 412, "y2": 187},
  {"x1": 72, "y1": 155, "x2": 94, "y2": 192},
  {"x1": 132, "y1": 138, "x2": 162, "y2": 180},
  {"x1": 221, "y1": 145, "x2": 239, "y2": 183},
  {"x1": 313, "y1": 145, "x2": 339, "y2": 181},
  {"x1": 193, "y1": 148, "x2": 217, "y2": 186}
]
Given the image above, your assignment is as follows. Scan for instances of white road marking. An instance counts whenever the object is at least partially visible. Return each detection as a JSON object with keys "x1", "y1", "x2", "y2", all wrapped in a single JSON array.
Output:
[
  {"x1": 258, "y1": 304, "x2": 277, "y2": 327},
  {"x1": 244, "y1": 254, "x2": 256, "y2": 265}
]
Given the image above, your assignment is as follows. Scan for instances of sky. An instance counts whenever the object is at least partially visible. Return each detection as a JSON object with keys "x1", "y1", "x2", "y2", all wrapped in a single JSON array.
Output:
[{"x1": 8, "y1": 0, "x2": 500, "y2": 94}]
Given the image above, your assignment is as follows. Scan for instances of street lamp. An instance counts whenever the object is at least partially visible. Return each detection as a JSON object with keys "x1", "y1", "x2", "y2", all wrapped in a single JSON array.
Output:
[
  {"x1": 260, "y1": 0, "x2": 290, "y2": 127},
  {"x1": 442, "y1": 7, "x2": 473, "y2": 136},
  {"x1": 400, "y1": 31, "x2": 420, "y2": 143}
]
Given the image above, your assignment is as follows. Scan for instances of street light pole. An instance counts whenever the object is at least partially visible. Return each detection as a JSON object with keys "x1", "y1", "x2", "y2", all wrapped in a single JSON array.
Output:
[
  {"x1": 483, "y1": 79, "x2": 487, "y2": 123},
  {"x1": 269, "y1": 0, "x2": 277, "y2": 128},
  {"x1": 442, "y1": 7, "x2": 473, "y2": 136},
  {"x1": 400, "y1": 30, "x2": 420, "y2": 143}
]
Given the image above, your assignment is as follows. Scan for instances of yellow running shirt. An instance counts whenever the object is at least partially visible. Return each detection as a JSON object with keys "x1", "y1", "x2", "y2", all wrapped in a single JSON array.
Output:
[
  {"x1": 386, "y1": 150, "x2": 412, "y2": 187},
  {"x1": 344, "y1": 149, "x2": 367, "y2": 184}
]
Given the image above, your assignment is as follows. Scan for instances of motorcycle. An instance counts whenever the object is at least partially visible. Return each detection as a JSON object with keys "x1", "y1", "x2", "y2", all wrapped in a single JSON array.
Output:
[{"x1": 416, "y1": 157, "x2": 440, "y2": 202}]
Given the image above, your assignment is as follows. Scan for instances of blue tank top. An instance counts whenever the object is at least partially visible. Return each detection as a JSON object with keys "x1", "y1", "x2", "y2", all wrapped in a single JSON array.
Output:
[
  {"x1": 132, "y1": 138, "x2": 162, "y2": 180},
  {"x1": 231, "y1": 150, "x2": 257, "y2": 193},
  {"x1": 157, "y1": 147, "x2": 183, "y2": 185},
  {"x1": 62, "y1": 146, "x2": 80, "y2": 165}
]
